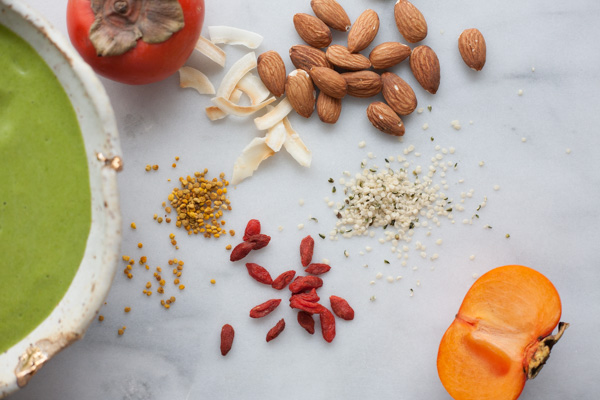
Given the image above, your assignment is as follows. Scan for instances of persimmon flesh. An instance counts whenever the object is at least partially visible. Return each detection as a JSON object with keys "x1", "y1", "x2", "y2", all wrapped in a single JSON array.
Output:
[{"x1": 437, "y1": 265, "x2": 568, "y2": 400}]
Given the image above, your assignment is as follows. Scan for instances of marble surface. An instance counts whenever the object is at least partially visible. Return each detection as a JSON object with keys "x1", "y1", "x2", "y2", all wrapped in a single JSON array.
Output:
[{"x1": 7, "y1": 0, "x2": 600, "y2": 399}]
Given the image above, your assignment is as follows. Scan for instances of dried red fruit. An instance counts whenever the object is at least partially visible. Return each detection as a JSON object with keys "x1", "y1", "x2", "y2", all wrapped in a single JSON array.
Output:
[
  {"x1": 289, "y1": 275, "x2": 323, "y2": 293},
  {"x1": 320, "y1": 308, "x2": 336, "y2": 343},
  {"x1": 266, "y1": 318, "x2": 286, "y2": 342},
  {"x1": 249, "y1": 299, "x2": 282, "y2": 318},
  {"x1": 271, "y1": 270, "x2": 296, "y2": 290},
  {"x1": 305, "y1": 263, "x2": 331, "y2": 275},
  {"x1": 247, "y1": 234, "x2": 271, "y2": 250},
  {"x1": 300, "y1": 235, "x2": 314, "y2": 266},
  {"x1": 220, "y1": 324, "x2": 235, "y2": 356},
  {"x1": 290, "y1": 288, "x2": 320, "y2": 303},
  {"x1": 297, "y1": 311, "x2": 315, "y2": 334},
  {"x1": 289, "y1": 296, "x2": 327, "y2": 314},
  {"x1": 230, "y1": 241, "x2": 254, "y2": 262},
  {"x1": 330, "y1": 295, "x2": 355, "y2": 320},
  {"x1": 243, "y1": 219, "x2": 261, "y2": 241},
  {"x1": 245, "y1": 263, "x2": 273, "y2": 285}
]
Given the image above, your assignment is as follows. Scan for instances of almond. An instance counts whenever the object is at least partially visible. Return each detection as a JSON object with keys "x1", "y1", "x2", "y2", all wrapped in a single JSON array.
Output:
[
  {"x1": 347, "y1": 9, "x2": 380, "y2": 53},
  {"x1": 458, "y1": 28, "x2": 486, "y2": 71},
  {"x1": 285, "y1": 69, "x2": 316, "y2": 118},
  {"x1": 366, "y1": 101, "x2": 405, "y2": 136},
  {"x1": 310, "y1": 0, "x2": 351, "y2": 32},
  {"x1": 394, "y1": 0, "x2": 427, "y2": 43},
  {"x1": 290, "y1": 45, "x2": 333, "y2": 71},
  {"x1": 309, "y1": 67, "x2": 347, "y2": 99},
  {"x1": 409, "y1": 45, "x2": 440, "y2": 94},
  {"x1": 381, "y1": 72, "x2": 417, "y2": 116},
  {"x1": 317, "y1": 92, "x2": 342, "y2": 124},
  {"x1": 326, "y1": 45, "x2": 371, "y2": 71},
  {"x1": 293, "y1": 13, "x2": 332, "y2": 49},
  {"x1": 342, "y1": 70, "x2": 382, "y2": 98},
  {"x1": 369, "y1": 42, "x2": 411, "y2": 70},
  {"x1": 257, "y1": 51, "x2": 287, "y2": 97}
]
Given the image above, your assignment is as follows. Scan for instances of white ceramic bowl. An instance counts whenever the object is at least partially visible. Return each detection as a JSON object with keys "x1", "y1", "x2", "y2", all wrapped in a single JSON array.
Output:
[{"x1": 0, "y1": 0, "x2": 122, "y2": 397}]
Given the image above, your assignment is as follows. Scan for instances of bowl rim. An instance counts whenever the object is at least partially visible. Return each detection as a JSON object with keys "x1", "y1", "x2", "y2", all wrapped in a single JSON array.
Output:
[{"x1": 0, "y1": 0, "x2": 122, "y2": 397}]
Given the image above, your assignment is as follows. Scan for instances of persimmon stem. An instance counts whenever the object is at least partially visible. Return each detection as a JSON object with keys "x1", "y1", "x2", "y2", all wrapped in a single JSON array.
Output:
[{"x1": 527, "y1": 322, "x2": 569, "y2": 380}]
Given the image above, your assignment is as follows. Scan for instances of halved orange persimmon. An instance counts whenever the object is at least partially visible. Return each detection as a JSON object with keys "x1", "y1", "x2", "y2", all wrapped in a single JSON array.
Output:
[{"x1": 437, "y1": 265, "x2": 568, "y2": 400}]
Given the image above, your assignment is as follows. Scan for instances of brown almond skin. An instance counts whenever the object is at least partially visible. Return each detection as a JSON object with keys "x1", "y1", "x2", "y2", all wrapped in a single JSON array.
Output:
[
  {"x1": 311, "y1": 0, "x2": 351, "y2": 32},
  {"x1": 381, "y1": 72, "x2": 417, "y2": 116},
  {"x1": 367, "y1": 101, "x2": 405, "y2": 136},
  {"x1": 293, "y1": 13, "x2": 332, "y2": 49},
  {"x1": 347, "y1": 9, "x2": 380, "y2": 53},
  {"x1": 309, "y1": 67, "x2": 347, "y2": 99},
  {"x1": 394, "y1": 0, "x2": 428, "y2": 43},
  {"x1": 326, "y1": 45, "x2": 371, "y2": 71},
  {"x1": 257, "y1": 51, "x2": 286, "y2": 97},
  {"x1": 342, "y1": 70, "x2": 382, "y2": 98},
  {"x1": 317, "y1": 92, "x2": 342, "y2": 124},
  {"x1": 369, "y1": 42, "x2": 411, "y2": 70},
  {"x1": 458, "y1": 28, "x2": 486, "y2": 71},
  {"x1": 286, "y1": 69, "x2": 316, "y2": 118},
  {"x1": 410, "y1": 45, "x2": 440, "y2": 94},
  {"x1": 290, "y1": 45, "x2": 333, "y2": 71}
]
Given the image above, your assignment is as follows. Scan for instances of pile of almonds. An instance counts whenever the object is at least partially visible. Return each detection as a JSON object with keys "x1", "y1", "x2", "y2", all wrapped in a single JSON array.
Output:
[{"x1": 256, "y1": 0, "x2": 486, "y2": 137}]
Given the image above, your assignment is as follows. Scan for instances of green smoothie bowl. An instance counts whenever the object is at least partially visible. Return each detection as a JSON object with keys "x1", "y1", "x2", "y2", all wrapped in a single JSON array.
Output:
[{"x1": 0, "y1": 0, "x2": 121, "y2": 396}]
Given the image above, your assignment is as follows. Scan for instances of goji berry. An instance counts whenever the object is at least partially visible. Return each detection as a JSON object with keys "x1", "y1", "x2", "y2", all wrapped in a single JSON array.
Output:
[
  {"x1": 230, "y1": 241, "x2": 253, "y2": 262},
  {"x1": 330, "y1": 295, "x2": 354, "y2": 320},
  {"x1": 300, "y1": 235, "x2": 314, "y2": 267},
  {"x1": 247, "y1": 234, "x2": 271, "y2": 250},
  {"x1": 289, "y1": 296, "x2": 327, "y2": 314},
  {"x1": 297, "y1": 311, "x2": 315, "y2": 334},
  {"x1": 290, "y1": 288, "x2": 320, "y2": 303},
  {"x1": 305, "y1": 263, "x2": 331, "y2": 275},
  {"x1": 220, "y1": 324, "x2": 235, "y2": 356},
  {"x1": 249, "y1": 299, "x2": 282, "y2": 318},
  {"x1": 243, "y1": 219, "x2": 261, "y2": 241},
  {"x1": 319, "y1": 308, "x2": 336, "y2": 343},
  {"x1": 266, "y1": 318, "x2": 286, "y2": 342},
  {"x1": 271, "y1": 270, "x2": 296, "y2": 290},
  {"x1": 245, "y1": 263, "x2": 273, "y2": 285},
  {"x1": 289, "y1": 275, "x2": 323, "y2": 293}
]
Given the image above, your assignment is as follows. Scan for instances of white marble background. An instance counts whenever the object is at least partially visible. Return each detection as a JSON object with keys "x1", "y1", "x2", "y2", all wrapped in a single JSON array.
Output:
[{"x1": 8, "y1": 0, "x2": 600, "y2": 399}]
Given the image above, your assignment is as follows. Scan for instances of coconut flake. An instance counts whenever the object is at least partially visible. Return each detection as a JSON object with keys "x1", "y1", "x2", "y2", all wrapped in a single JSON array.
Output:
[
  {"x1": 178, "y1": 66, "x2": 215, "y2": 95},
  {"x1": 208, "y1": 26, "x2": 263, "y2": 49},
  {"x1": 211, "y1": 95, "x2": 275, "y2": 117},
  {"x1": 265, "y1": 119, "x2": 286, "y2": 152},
  {"x1": 217, "y1": 52, "x2": 257, "y2": 100},
  {"x1": 254, "y1": 97, "x2": 293, "y2": 131},
  {"x1": 236, "y1": 73, "x2": 271, "y2": 105},
  {"x1": 282, "y1": 117, "x2": 311, "y2": 167},
  {"x1": 205, "y1": 89, "x2": 244, "y2": 121},
  {"x1": 231, "y1": 136, "x2": 274, "y2": 185},
  {"x1": 194, "y1": 35, "x2": 226, "y2": 67}
]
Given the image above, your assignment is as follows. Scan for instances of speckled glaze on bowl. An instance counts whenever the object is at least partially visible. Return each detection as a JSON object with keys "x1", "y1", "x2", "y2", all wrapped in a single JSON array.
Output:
[{"x1": 0, "y1": 0, "x2": 122, "y2": 397}]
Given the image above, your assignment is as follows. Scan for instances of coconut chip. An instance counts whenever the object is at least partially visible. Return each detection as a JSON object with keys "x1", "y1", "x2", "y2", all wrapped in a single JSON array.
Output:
[
  {"x1": 208, "y1": 26, "x2": 264, "y2": 49},
  {"x1": 178, "y1": 66, "x2": 215, "y2": 95},
  {"x1": 206, "y1": 89, "x2": 244, "y2": 121},
  {"x1": 211, "y1": 96, "x2": 275, "y2": 117},
  {"x1": 194, "y1": 35, "x2": 226, "y2": 67},
  {"x1": 283, "y1": 117, "x2": 312, "y2": 167},
  {"x1": 236, "y1": 73, "x2": 271, "y2": 105},
  {"x1": 216, "y1": 52, "x2": 257, "y2": 100},
  {"x1": 231, "y1": 136, "x2": 275, "y2": 185},
  {"x1": 254, "y1": 97, "x2": 293, "y2": 131},
  {"x1": 265, "y1": 118, "x2": 286, "y2": 152}
]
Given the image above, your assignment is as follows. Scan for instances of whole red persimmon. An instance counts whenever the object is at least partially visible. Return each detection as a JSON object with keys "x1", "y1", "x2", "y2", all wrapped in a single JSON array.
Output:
[{"x1": 67, "y1": 0, "x2": 204, "y2": 85}]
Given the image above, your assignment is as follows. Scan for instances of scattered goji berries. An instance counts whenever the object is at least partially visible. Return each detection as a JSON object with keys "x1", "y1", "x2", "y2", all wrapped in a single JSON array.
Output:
[
  {"x1": 330, "y1": 295, "x2": 355, "y2": 321},
  {"x1": 319, "y1": 309, "x2": 336, "y2": 343},
  {"x1": 305, "y1": 263, "x2": 331, "y2": 275},
  {"x1": 300, "y1": 235, "x2": 314, "y2": 267},
  {"x1": 229, "y1": 219, "x2": 271, "y2": 262},
  {"x1": 245, "y1": 263, "x2": 274, "y2": 285},
  {"x1": 289, "y1": 296, "x2": 327, "y2": 314},
  {"x1": 289, "y1": 275, "x2": 323, "y2": 294},
  {"x1": 230, "y1": 241, "x2": 253, "y2": 262},
  {"x1": 290, "y1": 288, "x2": 320, "y2": 303},
  {"x1": 220, "y1": 324, "x2": 235, "y2": 356},
  {"x1": 248, "y1": 233, "x2": 271, "y2": 250},
  {"x1": 243, "y1": 219, "x2": 261, "y2": 241},
  {"x1": 297, "y1": 311, "x2": 315, "y2": 335},
  {"x1": 266, "y1": 318, "x2": 286, "y2": 342},
  {"x1": 249, "y1": 299, "x2": 282, "y2": 318},
  {"x1": 271, "y1": 270, "x2": 296, "y2": 290}
]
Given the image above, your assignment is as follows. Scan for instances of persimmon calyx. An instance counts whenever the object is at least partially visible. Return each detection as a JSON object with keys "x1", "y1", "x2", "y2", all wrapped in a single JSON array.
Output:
[
  {"x1": 89, "y1": 0, "x2": 185, "y2": 57},
  {"x1": 526, "y1": 322, "x2": 569, "y2": 380}
]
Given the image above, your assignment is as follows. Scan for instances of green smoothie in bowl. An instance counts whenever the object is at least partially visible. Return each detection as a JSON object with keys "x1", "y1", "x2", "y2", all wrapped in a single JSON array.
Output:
[
  {"x1": 0, "y1": 24, "x2": 91, "y2": 354},
  {"x1": 0, "y1": 0, "x2": 122, "y2": 396}
]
